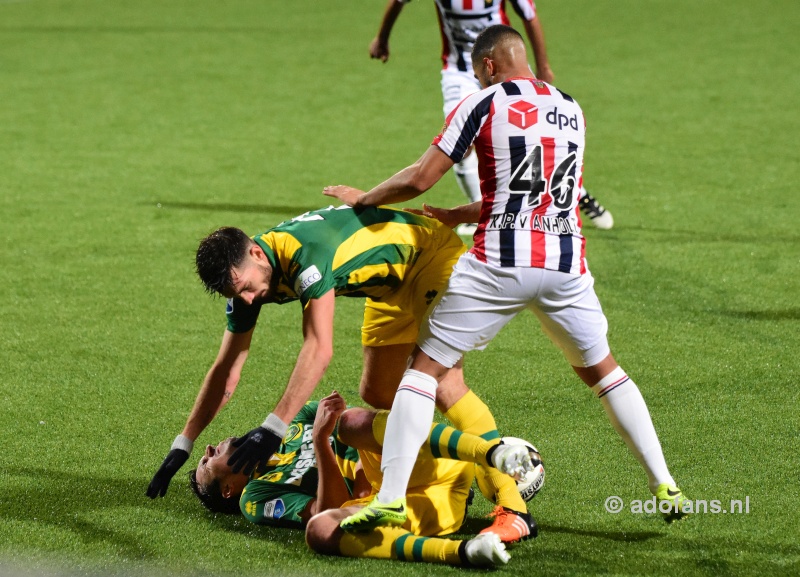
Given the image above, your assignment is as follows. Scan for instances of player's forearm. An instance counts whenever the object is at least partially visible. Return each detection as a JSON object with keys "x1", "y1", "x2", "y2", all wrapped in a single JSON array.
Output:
[
  {"x1": 376, "y1": 0, "x2": 404, "y2": 41},
  {"x1": 355, "y1": 147, "x2": 450, "y2": 208},
  {"x1": 311, "y1": 435, "x2": 352, "y2": 514},
  {"x1": 355, "y1": 168, "x2": 428, "y2": 208},
  {"x1": 271, "y1": 342, "x2": 332, "y2": 424},
  {"x1": 181, "y1": 365, "x2": 240, "y2": 441},
  {"x1": 181, "y1": 329, "x2": 252, "y2": 442}
]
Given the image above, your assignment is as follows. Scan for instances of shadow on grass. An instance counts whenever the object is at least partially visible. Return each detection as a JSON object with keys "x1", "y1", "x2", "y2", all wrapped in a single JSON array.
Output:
[
  {"x1": 458, "y1": 517, "x2": 662, "y2": 543},
  {"x1": 718, "y1": 308, "x2": 800, "y2": 321},
  {"x1": 0, "y1": 26, "x2": 273, "y2": 34},
  {"x1": 593, "y1": 224, "x2": 800, "y2": 245},
  {"x1": 147, "y1": 201, "x2": 324, "y2": 216},
  {"x1": 537, "y1": 523, "x2": 663, "y2": 542},
  {"x1": 0, "y1": 467, "x2": 179, "y2": 559}
]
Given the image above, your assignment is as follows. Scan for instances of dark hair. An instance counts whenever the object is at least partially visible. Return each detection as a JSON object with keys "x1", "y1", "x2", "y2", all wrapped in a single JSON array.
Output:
[
  {"x1": 195, "y1": 227, "x2": 252, "y2": 295},
  {"x1": 189, "y1": 469, "x2": 242, "y2": 515},
  {"x1": 472, "y1": 24, "x2": 523, "y2": 62}
]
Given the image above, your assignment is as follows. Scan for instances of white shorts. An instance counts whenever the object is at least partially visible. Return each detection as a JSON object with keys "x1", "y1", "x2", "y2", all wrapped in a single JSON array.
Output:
[
  {"x1": 441, "y1": 69, "x2": 481, "y2": 118},
  {"x1": 418, "y1": 252, "x2": 610, "y2": 368}
]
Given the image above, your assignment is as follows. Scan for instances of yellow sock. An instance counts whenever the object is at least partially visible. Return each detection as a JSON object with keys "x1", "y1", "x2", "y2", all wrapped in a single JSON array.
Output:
[
  {"x1": 426, "y1": 422, "x2": 496, "y2": 467},
  {"x1": 444, "y1": 390, "x2": 500, "y2": 444},
  {"x1": 445, "y1": 391, "x2": 528, "y2": 512},
  {"x1": 372, "y1": 409, "x2": 494, "y2": 467},
  {"x1": 394, "y1": 533, "x2": 464, "y2": 565},
  {"x1": 339, "y1": 526, "x2": 465, "y2": 565}
]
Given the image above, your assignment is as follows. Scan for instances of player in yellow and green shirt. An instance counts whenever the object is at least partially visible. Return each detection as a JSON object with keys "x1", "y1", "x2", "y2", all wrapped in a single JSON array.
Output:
[
  {"x1": 149, "y1": 205, "x2": 536, "y2": 542},
  {"x1": 190, "y1": 392, "x2": 537, "y2": 567}
]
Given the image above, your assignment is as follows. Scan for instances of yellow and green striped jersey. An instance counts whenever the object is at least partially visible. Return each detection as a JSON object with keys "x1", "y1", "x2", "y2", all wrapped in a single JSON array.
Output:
[
  {"x1": 226, "y1": 205, "x2": 453, "y2": 333},
  {"x1": 239, "y1": 402, "x2": 359, "y2": 528}
]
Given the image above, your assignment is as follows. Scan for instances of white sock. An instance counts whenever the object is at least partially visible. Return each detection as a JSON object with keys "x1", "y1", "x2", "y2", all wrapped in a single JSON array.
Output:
[
  {"x1": 377, "y1": 369, "x2": 438, "y2": 503},
  {"x1": 454, "y1": 149, "x2": 481, "y2": 203},
  {"x1": 591, "y1": 367, "x2": 675, "y2": 493}
]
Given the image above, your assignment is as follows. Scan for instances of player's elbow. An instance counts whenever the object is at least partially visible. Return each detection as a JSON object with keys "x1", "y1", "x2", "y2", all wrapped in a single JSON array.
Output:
[
  {"x1": 314, "y1": 343, "x2": 334, "y2": 370},
  {"x1": 406, "y1": 165, "x2": 437, "y2": 195}
]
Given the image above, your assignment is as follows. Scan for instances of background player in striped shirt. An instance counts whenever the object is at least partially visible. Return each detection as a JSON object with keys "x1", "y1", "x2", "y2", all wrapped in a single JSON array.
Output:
[
  {"x1": 369, "y1": 0, "x2": 613, "y2": 233},
  {"x1": 147, "y1": 205, "x2": 536, "y2": 540},
  {"x1": 325, "y1": 25, "x2": 686, "y2": 531},
  {"x1": 190, "y1": 391, "x2": 532, "y2": 567}
]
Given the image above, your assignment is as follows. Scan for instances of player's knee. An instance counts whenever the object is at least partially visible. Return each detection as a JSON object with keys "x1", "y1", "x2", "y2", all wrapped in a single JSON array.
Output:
[
  {"x1": 338, "y1": 408, "x2": 384, "y2": 453},
  {"x1": 305, "y1": 512, "x2": 342, "y2": 556},
  {"x1": 360, "y1": 381, "x2": 393, "y2": 409},
  {"x1": 337, "y1": 408, "x2": 370, "y2": 443}
]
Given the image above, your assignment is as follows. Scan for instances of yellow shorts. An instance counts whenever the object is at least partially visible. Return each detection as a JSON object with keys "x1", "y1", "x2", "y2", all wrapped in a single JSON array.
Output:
[
  {"x1": 361, "y1": 221, "x2": 466, "y2": 347},
  {"x1": 342, "y1": 410, "x2": 474, "y2": 536}
]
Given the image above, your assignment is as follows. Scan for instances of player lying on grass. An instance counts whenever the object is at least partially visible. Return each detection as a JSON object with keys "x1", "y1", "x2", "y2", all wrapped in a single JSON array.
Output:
[
  {"x1": 190, "y1": 391, "x2": 535, "y2": 567},
  {"x1": 148, "y1": 205, "x2": 537, "y2": 542}
]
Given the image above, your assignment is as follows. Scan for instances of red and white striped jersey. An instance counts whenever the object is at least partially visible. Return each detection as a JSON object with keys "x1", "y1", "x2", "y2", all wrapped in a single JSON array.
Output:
[
  {"x1": 402, "y1": 0, "x2": 537, "y2": 73},
  {"x1": 433, "y1": 77, "x2": 588, "y2": 274}
]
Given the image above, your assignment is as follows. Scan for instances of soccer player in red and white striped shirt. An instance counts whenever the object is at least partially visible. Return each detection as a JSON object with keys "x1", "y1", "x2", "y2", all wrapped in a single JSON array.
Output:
[
  {"x1": 369, "y1": 0, "x2": 613, "y2": 231},
  {"x1": 326, "y1": 25, "x2": 687, "y2": 538}
]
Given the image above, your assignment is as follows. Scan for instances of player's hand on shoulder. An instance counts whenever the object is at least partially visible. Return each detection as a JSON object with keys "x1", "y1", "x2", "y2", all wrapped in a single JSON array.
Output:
[
  {"x1": 421, "y1": 203, "x2": 461, "y2": 229},
  {"x1": 403, "y1": 207, "x2": 425, "y2": 217},
  {"x1": 323, "y1": 185, "x2": 365, "y2": 207}
]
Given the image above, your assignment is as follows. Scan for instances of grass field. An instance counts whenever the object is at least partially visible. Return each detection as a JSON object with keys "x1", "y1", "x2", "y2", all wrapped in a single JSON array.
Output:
[{"x1": 1, "y1": 0, "x2": 799, "y2": 575}]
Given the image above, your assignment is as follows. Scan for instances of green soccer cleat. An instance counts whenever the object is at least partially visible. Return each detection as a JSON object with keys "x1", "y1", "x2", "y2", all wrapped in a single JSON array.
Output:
[
  {"x1": 340, "y1": 496, "x2": 407, "y2": 532},
  {"x1": 654, "y1": 483, "x2": 689, "y2": 523}
]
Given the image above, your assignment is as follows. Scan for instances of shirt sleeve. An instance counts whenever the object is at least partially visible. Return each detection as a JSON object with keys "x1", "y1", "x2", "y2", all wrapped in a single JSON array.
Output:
[
  {"x1": 225, "y1": 297, "x2": 261, "y2": 333},
  {"x1": 239, "y1": 481, "x2": 311, "y2": 529},
  {"x1": 283, "y1": 245, "x2": 335, "y2": 306},
  {"x1": 433, "y1": 90, "x2": 496, "y2": 163}
]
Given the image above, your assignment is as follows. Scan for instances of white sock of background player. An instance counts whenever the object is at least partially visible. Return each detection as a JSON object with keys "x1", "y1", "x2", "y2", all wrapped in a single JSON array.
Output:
[{"x1": 453, "y1": 149, "x2": 481, "y2": 203}]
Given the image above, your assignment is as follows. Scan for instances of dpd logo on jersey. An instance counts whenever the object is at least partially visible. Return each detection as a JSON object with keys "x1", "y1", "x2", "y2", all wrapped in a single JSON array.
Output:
[
  {"x1": 508, "y1": 100, "x2": 538, "y2": 129},
  {"x1": 546, "y1": 107, "x2": 579, "y2": 131}
]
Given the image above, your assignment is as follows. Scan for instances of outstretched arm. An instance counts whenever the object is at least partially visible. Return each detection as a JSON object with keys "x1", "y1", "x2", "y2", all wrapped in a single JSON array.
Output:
[
  {"x1": 182, "y1": 328, "x2": 254, "y2": 440},
  {"x1": 370, "y1": 0, "x2": 406, "y2": 62},
  {"x1": 227, "y1": 290, "x2": 336, "y2": 475},
  {"x1": 147, "y1": 328, "x2": 253, "y2": 498},
  {"x1": 271, "y1": 290, "x2": 336, "y2": 423},
  {"x1": 324, "y1": 145, "x2": 454, "y2": 208}
]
